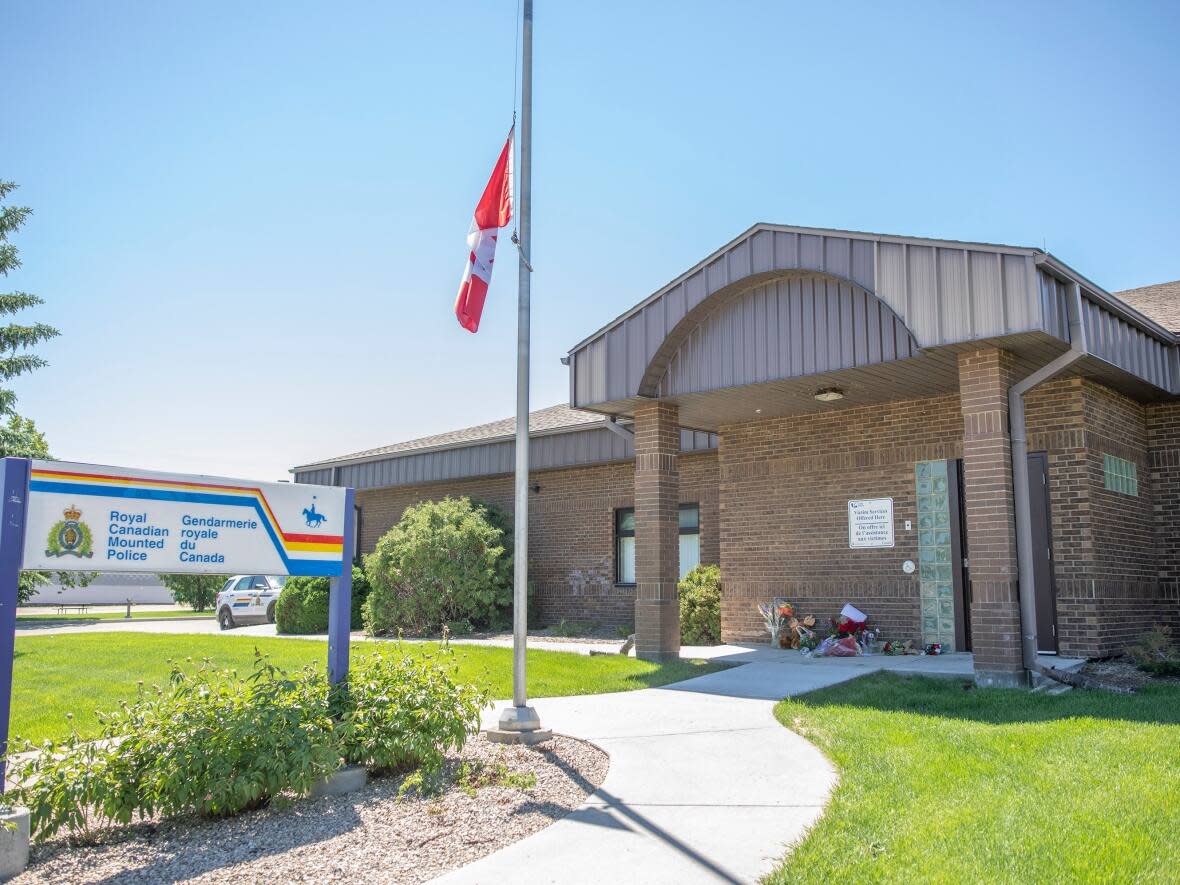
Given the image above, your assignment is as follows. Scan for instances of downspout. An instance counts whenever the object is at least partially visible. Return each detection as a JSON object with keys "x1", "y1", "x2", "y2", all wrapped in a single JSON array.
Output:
[{"x1": 1010, "y1": 281, "x2": 1088, "y2": 674}]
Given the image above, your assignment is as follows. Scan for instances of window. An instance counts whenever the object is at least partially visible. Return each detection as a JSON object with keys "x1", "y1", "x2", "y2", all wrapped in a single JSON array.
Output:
[
  {"x1": 679, "y1": 504, "x2": 700, "y2": 579},
  {"x1": 1103, "y1": 454, "x2": 1138, "y2": 496},
  {"x1": 615, "y1": 509, "x2": 635, "y2": 584},
  {"x1": 614, "y1": 504, "x2": 701, "y2": 585}
]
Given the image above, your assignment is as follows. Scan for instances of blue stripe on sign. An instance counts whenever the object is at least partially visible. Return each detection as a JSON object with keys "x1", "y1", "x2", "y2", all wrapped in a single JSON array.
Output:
[{"x1": 28, "y1": 479, "x2": 342, "y2": 578}]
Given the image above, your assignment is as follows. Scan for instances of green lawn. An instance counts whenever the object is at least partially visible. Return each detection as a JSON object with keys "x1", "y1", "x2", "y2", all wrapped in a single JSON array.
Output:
[
  {"x1": 769, "y1": 673, "x2": 1180, "y2": 884},
  {"x1": 16, "y1": 610, "x2": 212, "y2": 623},
  {"x1": 12, "y1": 632, "x2": 722, "y2": 743}
]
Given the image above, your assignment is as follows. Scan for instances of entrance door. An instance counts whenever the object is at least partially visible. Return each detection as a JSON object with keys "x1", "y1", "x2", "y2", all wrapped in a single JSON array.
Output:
[
  {"x1": 948, "y1": 460, "x2": 971, "y2": 651},
  {"x1": 1026, "y1": 452, "x2": 1059, "y2": 653}
]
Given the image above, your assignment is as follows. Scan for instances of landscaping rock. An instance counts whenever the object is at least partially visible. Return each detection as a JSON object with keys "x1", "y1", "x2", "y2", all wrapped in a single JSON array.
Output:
[
  {"x1": 13, "y1": 734, "x2": 608, "y2": 885},
  {"x1": 0, "y1": 806, "x2": 30, "y2": 880},
  {"x1": 307, "y1": 764, "x2": 368, "y2": 800}
]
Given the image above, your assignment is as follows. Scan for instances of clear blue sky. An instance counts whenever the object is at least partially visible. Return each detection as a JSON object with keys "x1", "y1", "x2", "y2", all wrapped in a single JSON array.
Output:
[{"x1": 6, "y1": 0, "x2": 1179, "y2": 481}]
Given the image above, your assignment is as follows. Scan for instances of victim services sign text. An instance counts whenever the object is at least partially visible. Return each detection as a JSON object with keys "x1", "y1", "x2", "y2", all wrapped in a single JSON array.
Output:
[{"x1": 23, "y1": 460, "x2": 347, "y2": 577}]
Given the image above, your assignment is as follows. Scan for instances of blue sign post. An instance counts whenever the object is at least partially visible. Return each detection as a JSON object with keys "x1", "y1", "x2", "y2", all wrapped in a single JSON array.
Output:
[
  {"x1": 327, "y1": 488, "x2": 355, "y2": 685},
  {"x1": 0, "y1": 458, "x2": 30, "y2": 792}
]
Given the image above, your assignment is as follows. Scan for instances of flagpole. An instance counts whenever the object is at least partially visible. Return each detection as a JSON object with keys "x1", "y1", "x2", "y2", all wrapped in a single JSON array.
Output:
[{"x1": 490, "y1": 0, "x2": 548, "y2": 746}]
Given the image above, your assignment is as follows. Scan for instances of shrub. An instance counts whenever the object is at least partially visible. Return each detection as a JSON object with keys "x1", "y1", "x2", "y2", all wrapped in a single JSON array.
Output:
[
  {"x1": 332, "y1": 646, "x2": 488, "y2": 775},
  {"x1": 679, "y1": 564, "x2": 721, "y2": 645},
  {"x1": 8, "y1": 653, "x2": 340, "y2": 841},
  {"x1": 363, "y1": 497, "x2": 514, "y2": 635},
  {"x1": 275, "y1": 566, "x2": 371, "y2": 635},
  {"x1": 158, "y1": 573, "x2": 228, "y2": 612},
  {"x1": 1128, "y1": 626, "x2": 1180, "y2": 677}
]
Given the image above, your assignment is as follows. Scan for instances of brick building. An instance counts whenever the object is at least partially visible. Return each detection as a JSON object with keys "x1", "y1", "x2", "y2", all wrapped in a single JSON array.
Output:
[{"x1": 295, "y1": 225, "x2": 1180, "y2": 687}]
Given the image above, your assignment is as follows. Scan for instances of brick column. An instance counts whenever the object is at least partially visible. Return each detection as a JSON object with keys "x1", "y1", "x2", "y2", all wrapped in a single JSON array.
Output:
[
  {"x1": 634, "y1": 400, "x2": 681, "y2": 661},
  {"x1": 958, "y1": 348, "x2": 1025, "y2": 687}
]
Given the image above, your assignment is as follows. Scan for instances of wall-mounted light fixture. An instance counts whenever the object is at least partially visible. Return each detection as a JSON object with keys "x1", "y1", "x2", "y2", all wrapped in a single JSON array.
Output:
[
  {"x1": 814, "y1": 387, "x2": 845, "y2": 403},
  {"x1": 530, "y1": 483, "x2": 541, "y2": 494}
]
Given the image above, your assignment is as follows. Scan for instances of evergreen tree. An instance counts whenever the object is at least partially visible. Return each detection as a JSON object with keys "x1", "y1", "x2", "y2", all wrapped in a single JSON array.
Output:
[{"x1": 0, "y1": 180, "x2": 59, "y2": 415}]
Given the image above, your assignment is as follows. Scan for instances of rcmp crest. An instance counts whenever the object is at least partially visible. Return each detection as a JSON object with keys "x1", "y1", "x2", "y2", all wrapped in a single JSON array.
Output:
[{"x1": 46, "y1": 504, "x2": 94, "y2": 559}]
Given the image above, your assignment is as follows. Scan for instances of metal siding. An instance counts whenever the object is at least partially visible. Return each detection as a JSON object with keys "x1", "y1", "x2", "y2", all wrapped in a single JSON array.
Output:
[
  {"x1": 658, "y1": 272, "x2": 919, "y2": 398},
  {"x1": 905, "y1": 245, "x2": 939, "y2": 343},
  {"x1": 567, "y1": 225, "x2": 1174, "y2": 407},
  {"x1": 1082, "y1": 295, "x2": 1171, "y2": 391},
  {"x1": 938, "y1": 249, "x2": 971, "y2": 340},
  {"x1": 306, "y1": 425, "x2": 711, "y2": 492},
  {"x1": 970, "y1": 252, "x2": 1004, "y2": 336}
]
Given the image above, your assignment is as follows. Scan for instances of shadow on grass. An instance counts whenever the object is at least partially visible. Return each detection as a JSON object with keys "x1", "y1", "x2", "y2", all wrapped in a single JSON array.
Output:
[
  {"x1": 15, "y1": 618, "x2": 104, "y2": 630},
  {"x1": 788, "y1": 671, "x2": 1180, "y2": 726}
]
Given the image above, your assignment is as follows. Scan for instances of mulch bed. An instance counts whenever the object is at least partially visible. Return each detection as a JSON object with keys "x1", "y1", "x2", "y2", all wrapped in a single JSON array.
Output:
[
  {"x1": 14, "y1": 734, "x2": 608, "y2": 884},
  {"x1": 1077, "y1": 656, "x2": 1180, "y2": 692}
]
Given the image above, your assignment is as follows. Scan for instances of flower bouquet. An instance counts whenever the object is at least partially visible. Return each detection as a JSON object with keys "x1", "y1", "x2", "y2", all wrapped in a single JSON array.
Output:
[{"x1": 757, "y1": 602, "x2": 791, "y2": 646}]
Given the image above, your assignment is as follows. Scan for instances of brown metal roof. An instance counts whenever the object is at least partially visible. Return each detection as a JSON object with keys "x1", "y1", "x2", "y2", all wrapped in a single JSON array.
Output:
[
  {"x1": 294, "y1": 403, "x2": 605, "y2": 469},
  {"x1": 1116, "y1": 280, "x2": 1180, "y2": 333}
]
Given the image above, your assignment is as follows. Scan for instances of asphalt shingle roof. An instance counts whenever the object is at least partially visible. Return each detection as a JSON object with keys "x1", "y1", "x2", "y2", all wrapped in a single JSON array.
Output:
[
  {"x1": 296, "y1": 404, "x2": 606, "y2": 469},
  {"x1": 1115, "y1": 280, "x2": 1180, "y2": 334}
]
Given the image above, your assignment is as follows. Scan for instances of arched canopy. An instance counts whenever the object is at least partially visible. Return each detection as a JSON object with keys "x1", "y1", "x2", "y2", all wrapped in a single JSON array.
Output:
[{"x1": 566, "y1": 224, "x2": 1179, "y2": 424}]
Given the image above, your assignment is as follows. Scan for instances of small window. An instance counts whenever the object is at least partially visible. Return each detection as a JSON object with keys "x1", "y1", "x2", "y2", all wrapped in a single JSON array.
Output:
[
  {"x1": 615, "y1": 508, "x2": 635, "y2": 585},
  {"x1": 614, "y1": 504, "x2": 701, "y2": 584},
  {"x1": 1103, "y1": 454, "x2": 1138, "y2": 496},
  {"x1": 679, "y1": 504, "x2": 700, "y2": 580},
  {"x1": 234, "y1": 577, "x2": 253, "y2": 592}
]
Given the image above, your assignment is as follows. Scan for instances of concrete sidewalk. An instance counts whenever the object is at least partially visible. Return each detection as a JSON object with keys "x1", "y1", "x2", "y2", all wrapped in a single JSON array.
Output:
[{"x1": 431, "y1": 651, "x2": 974, "y2": 885}]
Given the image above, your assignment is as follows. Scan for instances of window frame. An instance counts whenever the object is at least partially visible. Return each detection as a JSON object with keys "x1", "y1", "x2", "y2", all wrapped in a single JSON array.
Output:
[
  {"x1": 614, "y1": 503, "x2": 701, "y2": 586},
  {"x1": 1103, "y1": 453, "x2": 1139, "y2": 497}
]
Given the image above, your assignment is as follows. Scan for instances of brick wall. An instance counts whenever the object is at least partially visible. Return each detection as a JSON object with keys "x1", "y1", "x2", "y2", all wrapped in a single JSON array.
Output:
[
  {"x1": 1026, "y1": 378, "x2": 1172, "y2": 657},
  {"x1": 353, "y1": 451, "x2": 719, "y2": 630},
  {"x1": 717, "y1": 392, "x2": 964, "y2": 644},
  {"x1": 1148, "y1": 401, "x2": 1180, "y2": 634},
  {"x1": 958, "y1": 349, "x2": 1023, "y2": 680}
]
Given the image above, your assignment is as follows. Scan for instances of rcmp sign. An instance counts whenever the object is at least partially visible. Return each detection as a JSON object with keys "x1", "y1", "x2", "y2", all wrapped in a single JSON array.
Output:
[{"x1": 22, "y1": 460, "x2": 347, "y2": 577}]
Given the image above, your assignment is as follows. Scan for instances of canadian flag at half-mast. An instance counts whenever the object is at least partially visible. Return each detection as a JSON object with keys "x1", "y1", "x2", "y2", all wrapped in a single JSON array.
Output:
[{"x1": 454, "y1": 128, "x2": 514, "y2": 333}]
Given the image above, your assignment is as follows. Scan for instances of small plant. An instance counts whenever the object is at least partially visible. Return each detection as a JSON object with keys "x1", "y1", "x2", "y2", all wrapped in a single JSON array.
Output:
[
  {"x1": 615, "y1": 624, "x2": 634, "y2": 640},
  {"x1": 332, "y1": 645, "x2": 489, "y2": 776},
  {"x1": 456, "y1": 760, "x2": 536, "y2": 797},
  {"x1": 1128, "y1": 626, "x2": 1180, "y2": 677},
  {"x1": 680, "y1": 565, "x2": 721, "y2": 645}
]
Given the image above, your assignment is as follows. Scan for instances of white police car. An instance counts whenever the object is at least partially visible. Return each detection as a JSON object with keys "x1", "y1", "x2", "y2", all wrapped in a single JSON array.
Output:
[{"x1": 216, "y1": 575, "x2": 286, "y2": 630}]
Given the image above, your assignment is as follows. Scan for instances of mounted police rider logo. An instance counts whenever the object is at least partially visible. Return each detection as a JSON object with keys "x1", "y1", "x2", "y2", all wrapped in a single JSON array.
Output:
[
  {"x1": 46, "y1": 504, "x2": 94, "y2": 558},
  {"x1": 302, "y1": 496, "x2": 328, "y2": 528}
]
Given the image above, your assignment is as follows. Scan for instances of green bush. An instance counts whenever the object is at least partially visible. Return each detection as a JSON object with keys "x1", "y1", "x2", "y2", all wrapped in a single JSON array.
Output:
[
  {"x1": 8, "y1": 646, "x2": 490, "y2": 843},
  {"x1": 9, "y1": 654, "x2": 339, "y2": 841},
  {"x1": 275, "y1": 566, "x2": 371, "y2": 635},
  {"x1": 332, "y1": 647, "x2": 487, "y2": 775},
  {"x1": 363, "y1": 497, "x2": 514, "y2": 636},
  {"x1": 679, "y1": 564, "x2": 721, "y2": 645}
]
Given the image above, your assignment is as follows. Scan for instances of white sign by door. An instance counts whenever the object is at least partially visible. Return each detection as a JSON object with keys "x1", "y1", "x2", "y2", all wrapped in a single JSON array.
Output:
[
  {"x1": 848, "y1": 498, "x2": 894, "y2": 548},
  {"x1": 23, "y1": 460, "x2": 347, "y2": 576}
]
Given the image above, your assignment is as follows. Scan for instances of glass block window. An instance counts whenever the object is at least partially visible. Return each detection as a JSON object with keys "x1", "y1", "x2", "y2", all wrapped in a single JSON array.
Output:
[
  {"x1": 915, "y1": 460, "x2": 956, "y2": 651},
  {"x1": 1103, "y1": 454, "x2": 1138, "y2": 496}
]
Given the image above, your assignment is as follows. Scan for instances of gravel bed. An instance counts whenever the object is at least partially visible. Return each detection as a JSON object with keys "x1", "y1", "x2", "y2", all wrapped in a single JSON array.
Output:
[{"x1": 15, "y1": 734, "x2": 608, "y2": 884}]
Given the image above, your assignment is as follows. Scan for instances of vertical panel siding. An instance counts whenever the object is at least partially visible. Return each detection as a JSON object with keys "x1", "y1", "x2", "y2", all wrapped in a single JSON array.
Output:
[
  {"x1": 569, "y1": 225, "x2": 1173, "y2": 408},
  {"x1": 657, "y1": 273, "x2": 918, "y2": 398},
  {"x1": 1082, "y1": 297, "x2": 1175, "y2": 392},
  {"x1": 293, "y1": 426, "x2": 718, "y2": 492}
]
